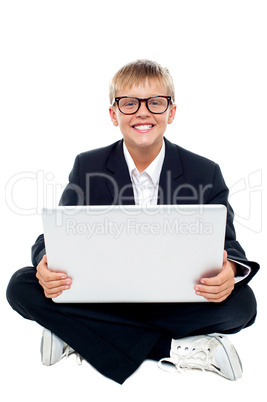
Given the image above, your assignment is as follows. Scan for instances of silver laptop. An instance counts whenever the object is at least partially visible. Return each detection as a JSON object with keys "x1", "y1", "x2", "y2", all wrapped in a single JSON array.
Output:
[{"x1": 42, "y1": 204, "x2": 226, "y2": 303}]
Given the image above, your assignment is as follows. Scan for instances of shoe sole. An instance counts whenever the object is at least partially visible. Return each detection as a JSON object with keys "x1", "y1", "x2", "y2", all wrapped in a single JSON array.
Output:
[
  {"x1": 208, "y1": 333, "x2": 243, "y2": 380},
  {"x1": 41, "y1": 329, "x2": 53, "y2": 366}
]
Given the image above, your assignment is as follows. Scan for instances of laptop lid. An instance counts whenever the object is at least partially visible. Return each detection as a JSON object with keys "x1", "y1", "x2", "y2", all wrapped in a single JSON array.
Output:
[{"x1": 42, "y1": 204, "x2": 226, "y2": 303}]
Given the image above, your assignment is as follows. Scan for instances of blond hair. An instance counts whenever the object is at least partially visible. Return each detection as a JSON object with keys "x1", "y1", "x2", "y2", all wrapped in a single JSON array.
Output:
[{"x1": 109, "y1": 59, "x2": 175, "y2": 104}]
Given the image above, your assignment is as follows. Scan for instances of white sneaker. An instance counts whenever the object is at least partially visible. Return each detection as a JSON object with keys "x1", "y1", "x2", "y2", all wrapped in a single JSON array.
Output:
[
  {"x1": 158, "y1": 333, "x2": 242, "y2": 380},
  {"x1": 41, "y1": 329, "x2": 82, "y2": 366}
]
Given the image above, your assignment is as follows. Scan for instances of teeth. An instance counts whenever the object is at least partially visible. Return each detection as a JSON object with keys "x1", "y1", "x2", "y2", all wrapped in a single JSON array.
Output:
[{"x1": 134, "y1": 125, "x2": 153, "y2": 130}]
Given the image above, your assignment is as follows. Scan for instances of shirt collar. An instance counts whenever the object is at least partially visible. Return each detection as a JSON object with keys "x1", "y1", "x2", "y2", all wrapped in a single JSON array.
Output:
[{"x1": 123, "y1": 140, "x2": 165, "y2": 186}]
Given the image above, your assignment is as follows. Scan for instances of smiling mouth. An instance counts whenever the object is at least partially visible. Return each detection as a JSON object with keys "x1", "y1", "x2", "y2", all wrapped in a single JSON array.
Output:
[{"x1": 132, "y1": 124, "x2": 154, "y2": 131}]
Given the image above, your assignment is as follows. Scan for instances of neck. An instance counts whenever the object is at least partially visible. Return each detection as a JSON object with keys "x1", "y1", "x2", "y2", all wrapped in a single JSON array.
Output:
[{"x1": 125, "y1": 140, "x2": 163, "y2": 172}]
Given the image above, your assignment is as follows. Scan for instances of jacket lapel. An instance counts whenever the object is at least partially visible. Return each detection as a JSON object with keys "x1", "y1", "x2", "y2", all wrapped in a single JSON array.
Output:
[
  {"x1": 158, "y1": 138, "x2": 184, "y2": 205},
  {"x1": 105, "y1": 140, "x2": 135, "y2": 205}
]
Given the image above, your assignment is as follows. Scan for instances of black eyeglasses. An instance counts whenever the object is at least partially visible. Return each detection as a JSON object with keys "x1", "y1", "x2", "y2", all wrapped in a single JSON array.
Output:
[{"x1": 114, "y1": 96, "x2": 172, "y2": 115}]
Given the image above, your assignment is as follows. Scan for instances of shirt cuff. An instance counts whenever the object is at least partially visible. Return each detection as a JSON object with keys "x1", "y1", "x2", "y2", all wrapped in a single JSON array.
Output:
[{"x1": 228, "y1": 258, "x2": 251, "y2": 284}]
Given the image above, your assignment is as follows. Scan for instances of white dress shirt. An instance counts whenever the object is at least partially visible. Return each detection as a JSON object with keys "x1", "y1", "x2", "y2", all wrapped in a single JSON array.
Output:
[
  {"x1": 123, "y1": 140, "x2": 251, "y2": 283},
  {"x1": 123, "y1": 141, "x2": 165, "y2": 206}
]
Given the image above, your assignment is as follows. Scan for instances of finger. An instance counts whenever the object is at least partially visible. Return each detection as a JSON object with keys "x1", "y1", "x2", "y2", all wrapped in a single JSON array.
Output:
[
  {"x1": 44, "y1": 290, "x2": 63, "y2": 299},
  {"x1": 40, "y1": 277, "x2": 72, "y2": 290},
  {"x1": 196, "y1": 288, "x2": 232, "y2": 302},
  {"x1": 37, "y1": 265, "x2": 68, "y2": 282},
  {"x1": 41, "y1": 281, "x2": 71, "y2": 295},
  {"x1": 44, "y1": 271, "x2": 68, "y2": 282},
  {"x1": 204, "y1": 291, "x2": 231, "y2": 303},
  {"x1": 195, "y1": 278, "x2": 234, "y2": 294},
  {"x1": 195, "y1": 282, "x2": 234, "y2": 298},
  {"x1": 204, "y1": 295, "x2": 229, "y2": 303},
  {"x1": 200, "y1": 271, "x2": 228, "y2": 287},
  {"x1": 196, "y1": 285, "x2": 232, "y2": 297}
]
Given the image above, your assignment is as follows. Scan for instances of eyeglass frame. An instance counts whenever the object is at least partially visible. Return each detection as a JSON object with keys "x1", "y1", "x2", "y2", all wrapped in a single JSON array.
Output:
[{"x1": 113, "y1": 95, "x2": 172, "y2": 115}]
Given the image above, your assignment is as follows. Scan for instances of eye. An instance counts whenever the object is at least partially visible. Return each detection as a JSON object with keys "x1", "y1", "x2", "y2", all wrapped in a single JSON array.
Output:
[
  {"x1": 148, "y1": 98, "x2": 166, "y2": 107},
  {"x1": 119, "y1": 98, "x2": 138, "y2": 108}
]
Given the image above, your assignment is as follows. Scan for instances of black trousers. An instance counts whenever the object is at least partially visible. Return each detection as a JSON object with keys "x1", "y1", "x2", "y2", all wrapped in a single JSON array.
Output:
[{"x1": 6, "y1": 267, "x2": 257, "y2": 384}]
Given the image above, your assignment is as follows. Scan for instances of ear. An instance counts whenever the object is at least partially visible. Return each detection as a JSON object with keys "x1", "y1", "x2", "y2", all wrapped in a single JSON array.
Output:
[
  {"x1": 167, "y1": 104, "x2": 177, "y2": 125},
  {"x1": 109, "y1": 106, "x2": 119, "y2": 127}
]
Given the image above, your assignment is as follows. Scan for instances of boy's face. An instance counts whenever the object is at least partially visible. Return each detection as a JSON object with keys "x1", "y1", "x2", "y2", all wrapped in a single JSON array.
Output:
[{"x1": 109, "y1": 79, "x2": 176, "y2": 155}]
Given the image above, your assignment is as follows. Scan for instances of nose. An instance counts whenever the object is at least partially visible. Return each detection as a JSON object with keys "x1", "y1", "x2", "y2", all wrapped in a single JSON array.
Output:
[{"x1": 136, "y1": 100, "x2": 151, "y2": 117}]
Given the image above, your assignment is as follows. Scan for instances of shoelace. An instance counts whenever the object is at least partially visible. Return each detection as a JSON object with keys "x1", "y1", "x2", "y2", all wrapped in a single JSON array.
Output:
[
  {"x1": 158, "y1": 347, "x2": 211, "y2": 374},
  {"x1": 62, "y1": 345, "x2": 83, "y2": 365}
]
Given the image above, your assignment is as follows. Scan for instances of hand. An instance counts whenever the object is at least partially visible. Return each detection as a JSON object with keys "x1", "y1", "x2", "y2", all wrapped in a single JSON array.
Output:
[
  {"x1": 194, "y1": 251, "x2": 237, "y2": 303},
  {"x1": 36, "y1": 255, "x2": 72, "y2": 299}
]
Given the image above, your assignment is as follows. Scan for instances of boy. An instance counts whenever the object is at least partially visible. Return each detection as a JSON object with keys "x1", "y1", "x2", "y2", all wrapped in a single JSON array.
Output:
[{"x1": 7, "y1": 59, "x2": 259, "y2": 384}]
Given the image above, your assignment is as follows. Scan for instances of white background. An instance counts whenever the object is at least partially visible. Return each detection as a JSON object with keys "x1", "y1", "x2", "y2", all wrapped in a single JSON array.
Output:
[{"x1": 1, "y1": 1, "x2": 266, "y2": 401}]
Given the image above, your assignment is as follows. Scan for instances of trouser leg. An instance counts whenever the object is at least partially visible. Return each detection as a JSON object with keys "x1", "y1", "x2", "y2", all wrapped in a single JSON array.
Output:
[
  {"x1": 6, "y1": 267, "x2": 257, "y2": 383},
  {"x1": 143, "y1": 284, "x2": 257, "y2": 338},
  {"x1": 6, "y1": 267, "x2": 160, "y2": 384}
]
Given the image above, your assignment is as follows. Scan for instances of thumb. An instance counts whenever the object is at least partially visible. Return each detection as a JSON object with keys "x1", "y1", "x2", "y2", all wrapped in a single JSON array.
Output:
[{"x1": 223, "y1": 250, "x2": 228, "y2": 264}]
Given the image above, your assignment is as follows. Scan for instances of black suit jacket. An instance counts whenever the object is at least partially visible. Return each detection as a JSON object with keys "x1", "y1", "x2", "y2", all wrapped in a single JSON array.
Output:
[{"x1": 32, "y1": 138, "x2": 259, "y2": 285}]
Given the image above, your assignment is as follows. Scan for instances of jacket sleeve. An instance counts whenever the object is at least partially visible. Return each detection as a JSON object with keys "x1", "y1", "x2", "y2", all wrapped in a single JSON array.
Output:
[
  {"x1": 31, "y1": 234, "x2": 46, "y2": 268},
  {"x1": 207, "y1": 164, "x2": 260, "y2": 286}
]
